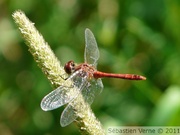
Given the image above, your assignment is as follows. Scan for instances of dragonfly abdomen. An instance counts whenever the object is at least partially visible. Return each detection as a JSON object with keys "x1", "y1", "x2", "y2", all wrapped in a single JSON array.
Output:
[{"x1": 93, "y1": 71, "x2": 146, "y2": 80}]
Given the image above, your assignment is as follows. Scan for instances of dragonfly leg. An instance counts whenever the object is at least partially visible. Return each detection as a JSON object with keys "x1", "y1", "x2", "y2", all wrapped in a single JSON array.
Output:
[{"x1": 59, "y1": 73, "x2": 69, "y2": 80}]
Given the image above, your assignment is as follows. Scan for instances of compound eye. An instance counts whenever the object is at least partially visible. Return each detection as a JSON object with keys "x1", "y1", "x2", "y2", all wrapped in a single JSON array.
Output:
[
  {"x1": 70, "y1": 61, "x2": 75, "y2": 67},
  {"x1": 64, "y1": 60, "x2": 75, "y2": 74},
  {"x1": 70, "y1": 61, "x2": 75, "y2": 72}
]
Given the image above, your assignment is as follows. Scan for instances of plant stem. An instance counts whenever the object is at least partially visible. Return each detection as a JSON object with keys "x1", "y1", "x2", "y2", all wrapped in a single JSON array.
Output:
[{"x1": 12, "y1": 10, "x2": 105, "y2": 135}]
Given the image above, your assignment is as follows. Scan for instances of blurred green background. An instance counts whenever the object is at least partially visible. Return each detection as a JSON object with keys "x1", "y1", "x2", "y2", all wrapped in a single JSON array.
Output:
[{"x1": 0, "y1": 0, "x2": 180, "y2": 134}]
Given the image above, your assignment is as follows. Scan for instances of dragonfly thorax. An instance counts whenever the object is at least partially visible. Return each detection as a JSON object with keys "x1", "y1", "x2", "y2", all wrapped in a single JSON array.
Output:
[{"x1": 79, "y1": 63, "x2": 96, "y2": 79}]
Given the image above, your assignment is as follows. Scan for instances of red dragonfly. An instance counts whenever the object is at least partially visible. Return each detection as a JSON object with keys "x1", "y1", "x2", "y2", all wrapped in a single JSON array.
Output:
[{"x1": 41, "y1": 28, "x2": 146, "y2": 127}]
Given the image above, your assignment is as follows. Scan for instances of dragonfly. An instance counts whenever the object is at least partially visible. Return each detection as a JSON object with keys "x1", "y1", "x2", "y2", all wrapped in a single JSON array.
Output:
[{"x1": 41, "y1": 28, "x2": 146, "y2": 127}]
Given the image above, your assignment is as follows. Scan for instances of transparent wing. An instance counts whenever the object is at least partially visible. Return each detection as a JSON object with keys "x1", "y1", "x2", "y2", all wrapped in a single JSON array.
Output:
[
  {"x1": 83, "y1": 78, "x2": 103, "y2": 105},
  {"x1": 41, "y1": 69, "x2": 88, "y2": 111},
  {"x1": 60, "y1": 81, "x2": 89, "y2": 127},
  {"x1": 60, "y1": 79, "x2": 103, "y2": 127},
  {"x1": 84, "y1": 28, "x2": 99, "y2": 67},
  {"x1": 60, "y1": 103, "x2": 77, "y2": 127}
]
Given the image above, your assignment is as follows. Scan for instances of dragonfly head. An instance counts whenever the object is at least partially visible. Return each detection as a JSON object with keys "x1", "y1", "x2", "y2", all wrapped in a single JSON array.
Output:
[{"x1": 64, "y1": 60, "x2": 75, "y2": 74}]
